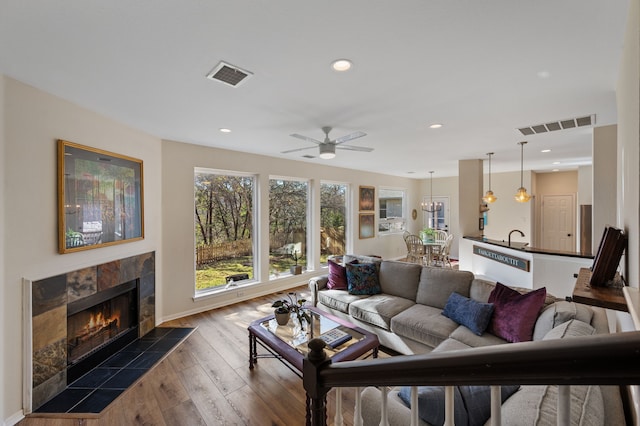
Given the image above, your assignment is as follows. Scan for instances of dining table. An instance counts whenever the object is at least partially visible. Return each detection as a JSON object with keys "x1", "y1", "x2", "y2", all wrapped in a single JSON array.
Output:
[{"x1": 422, "y1": 240, "x2": 444, "y2": 266}]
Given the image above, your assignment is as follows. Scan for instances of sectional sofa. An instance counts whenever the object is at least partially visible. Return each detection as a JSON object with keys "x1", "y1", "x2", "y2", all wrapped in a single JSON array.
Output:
[{"x1": 308, "y1": 255, "x2": 625, "y2": 425}]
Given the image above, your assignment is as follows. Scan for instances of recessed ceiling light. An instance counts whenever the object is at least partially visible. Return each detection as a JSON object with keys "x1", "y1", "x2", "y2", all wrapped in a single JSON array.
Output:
[
  {"x1": 537, "y1": 70, "x2": 551, "y2": 79},
  {"x1": 219, "y1": 128, "x2": 231, "y2": 133},
  {"x1": 541, "y1": 149, "x2": 551, "y2": 153},
  {"x1": 331, "y1": 59, "x2": 352, "y2": 72},
  {"x1": 552, "y1": 161, "x2": 561, "y2": 165},
  {"x1": 429, "y1": 123, "x2": 443, "y2": 129}
]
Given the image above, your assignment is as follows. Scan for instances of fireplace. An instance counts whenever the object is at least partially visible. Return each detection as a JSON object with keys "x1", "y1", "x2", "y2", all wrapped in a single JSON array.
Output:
[
  {"x1": 27, "y1": 252, "x2": 156, "y2": 413},
  {"x1": 66, "y1": 280, "x2": 139, "y2": 383}
]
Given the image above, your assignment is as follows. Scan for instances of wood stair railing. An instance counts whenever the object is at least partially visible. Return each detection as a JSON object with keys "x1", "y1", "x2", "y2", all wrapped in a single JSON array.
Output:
[{"x1": 303, "y1": 331, "x2": 640, "y2": 425}]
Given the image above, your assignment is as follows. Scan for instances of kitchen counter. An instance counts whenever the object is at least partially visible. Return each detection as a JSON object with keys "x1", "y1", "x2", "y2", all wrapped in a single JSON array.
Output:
[
  {"x1": 459, "y1": 237, "x2": 594, "y2": 298},
  {"x1": 463, "y1": 236, "x2": 593, "y2": 259}
]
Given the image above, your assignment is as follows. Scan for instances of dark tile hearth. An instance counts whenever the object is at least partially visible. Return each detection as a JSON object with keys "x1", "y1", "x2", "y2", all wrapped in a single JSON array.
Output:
[{"x1": 35, "y1": 327, "x2": 194, "y2": 414}]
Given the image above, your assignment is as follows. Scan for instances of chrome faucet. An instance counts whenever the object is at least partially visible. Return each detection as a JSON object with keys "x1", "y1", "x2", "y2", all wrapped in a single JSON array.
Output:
[{"x1": 508, "y1": 229, "x2": 525, "y2": 246}]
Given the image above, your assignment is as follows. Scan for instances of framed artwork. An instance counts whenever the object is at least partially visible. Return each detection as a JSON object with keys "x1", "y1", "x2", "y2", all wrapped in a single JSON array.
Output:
[
  {"x1": 359, "y1": 185, "x2": 375, "y2": 211},
  {"x1": 58, "y1": 140, "x2": 144, "y2": 253},
  {"x1": 359, "y1": 213, "x2": 375, "y2": 239}
]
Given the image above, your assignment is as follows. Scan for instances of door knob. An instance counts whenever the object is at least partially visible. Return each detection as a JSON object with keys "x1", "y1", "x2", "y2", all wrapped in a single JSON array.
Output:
[{"x1": 567, "y1": 234, "x2": 572, "y2": 237}]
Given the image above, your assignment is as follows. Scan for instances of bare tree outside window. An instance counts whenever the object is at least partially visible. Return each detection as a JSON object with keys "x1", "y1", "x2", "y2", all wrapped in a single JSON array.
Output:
[
  {"x1": 269, "y1": 178, "x2": 308, "y2": 277},
  {"x1": 320, "y1": 182, "x2": 347, "y2": 264},
  {"x1": 194, "y1": 170, "x2": 255, "y2": 292}
]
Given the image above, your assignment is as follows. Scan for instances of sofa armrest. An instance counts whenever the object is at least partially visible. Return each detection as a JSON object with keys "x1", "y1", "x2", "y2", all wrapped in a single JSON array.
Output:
[{"x1": 308, "y1": 275, "x2": 329, "y2": 306}]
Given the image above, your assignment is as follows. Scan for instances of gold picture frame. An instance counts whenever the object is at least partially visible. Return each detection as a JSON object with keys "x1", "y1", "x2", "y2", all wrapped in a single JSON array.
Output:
[
  {"x1": 359, "y1": 185, "x2": 375, "y2": 212},
  {"x1": 359, "y1": 213, "x2": 375, "y2": 239},
  {"x1": 58, "y1": 140, "x2": 144, "y2": 253}
]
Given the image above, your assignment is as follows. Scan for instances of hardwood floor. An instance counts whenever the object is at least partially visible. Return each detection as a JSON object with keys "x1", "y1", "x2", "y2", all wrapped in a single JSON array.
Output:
[{"x1": 21, "y1": 286, "x2": 383, "y2": 426}]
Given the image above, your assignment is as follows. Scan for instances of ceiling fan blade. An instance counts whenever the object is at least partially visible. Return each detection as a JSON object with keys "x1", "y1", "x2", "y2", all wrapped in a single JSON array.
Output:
[
  {"x1": 336, "y1": 145, "x2": 374, "y2": 152},
  {"x1": 281, "y1": 146, "x2": 316, "y2": 154},
  {"x1": 334, "y1": 131, "x2": 367, "y2": 145},
  {"x1": 290, "y1": 133, "x2": 323, "y2": 145}
]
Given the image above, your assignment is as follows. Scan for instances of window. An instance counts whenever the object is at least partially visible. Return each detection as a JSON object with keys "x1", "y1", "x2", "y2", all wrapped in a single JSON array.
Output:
[
  {"x1": 320, "y1": 182, "x2": 348, "y2": 265},
  {"x1": 194, "y1": 169, "x2": 256, "y2": 293},
  {"x1": 378, "y1": 188, "x2": 406, "y2": 234},
  {"x1": 269, "y1": 177, "x2": 309, "y2": 278}
]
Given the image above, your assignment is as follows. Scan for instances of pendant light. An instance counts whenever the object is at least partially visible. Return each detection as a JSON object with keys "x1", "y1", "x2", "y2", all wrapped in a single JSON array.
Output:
[
  {"x1": 514, "y1": 141, "x2": 532, "y2": 203},
  {"x1": 483, "y1": 152, "x2": 497, "y2": 203},
  {"x1": 421, "y1": 171, "x2": 443, "y2": 212}
]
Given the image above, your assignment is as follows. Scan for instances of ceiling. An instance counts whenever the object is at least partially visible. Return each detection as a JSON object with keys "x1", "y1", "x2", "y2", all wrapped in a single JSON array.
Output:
[{"x1": 0, "y1": 1, "x2": 630, "y2": 178}]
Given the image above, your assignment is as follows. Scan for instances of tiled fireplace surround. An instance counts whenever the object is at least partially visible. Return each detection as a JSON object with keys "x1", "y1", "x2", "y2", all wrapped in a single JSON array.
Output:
[{"x1": 28, "y1": 252, "x2": 155, "y2": 411}]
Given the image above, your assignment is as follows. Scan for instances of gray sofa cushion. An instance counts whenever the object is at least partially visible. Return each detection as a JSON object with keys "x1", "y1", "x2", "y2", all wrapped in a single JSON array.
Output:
[
  {"x1": 416, "y1": 267, "x2": 474, "y2": 309},
  {"x1": 448, "y1": 326, "x2": 508, "y2": 348},
  {"x1": 348, "y1": 295, "x2": 415, "y2": 330},
  {"x1": 500, "y1": 385, "x2": 604, "y2": 426},
  {"x1": 317, "y1": 289, "x2": 369, "y2": 314},
  {"x1": 542, "y1": 319, "x2": 596, "y2": 340},
  {"x1": 379, "y1": 261, "x2": 422, "y2": 300},
  {"x1": 391, "y1": 304, "x2": 459, "y2": 348},
  {"x1": 533, "y1": 301, "x2": 596, "y2": 340}
]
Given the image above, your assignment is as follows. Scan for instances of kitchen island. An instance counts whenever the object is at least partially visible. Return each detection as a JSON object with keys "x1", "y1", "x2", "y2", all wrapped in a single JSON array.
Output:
[{"x1": 458, "y1": 236, "x2": 593, "y2": 299}]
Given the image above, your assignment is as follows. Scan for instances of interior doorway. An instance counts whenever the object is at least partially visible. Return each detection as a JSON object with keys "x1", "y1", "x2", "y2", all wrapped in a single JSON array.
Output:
[{"x1": 541, "y1": 194, "x2": 576, "y2": 251}]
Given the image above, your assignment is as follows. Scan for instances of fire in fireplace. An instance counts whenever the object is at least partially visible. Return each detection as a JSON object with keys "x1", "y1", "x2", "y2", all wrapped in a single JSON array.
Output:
[{"x1": 66, "y1": 280, "x2": 139, "y2": 382}]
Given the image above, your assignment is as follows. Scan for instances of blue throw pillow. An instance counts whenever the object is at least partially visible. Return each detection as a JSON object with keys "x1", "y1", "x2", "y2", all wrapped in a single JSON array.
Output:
[
  {"x1": 442, "y1": 292, "x2": 494, "y2": 336},
  {"x1": 398, "y1": 385, "x2": 520, "y2": 426},
  {"x1": 345, "y1": 262, "x2": 381, "y2": 295}
]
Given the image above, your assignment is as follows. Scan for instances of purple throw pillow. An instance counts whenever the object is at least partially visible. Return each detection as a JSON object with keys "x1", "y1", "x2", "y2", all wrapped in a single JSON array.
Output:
[
  {"x1": 487, "y1": 282, "x2": 546, "y2": 343},
  {"x1": 327, "y1": 259, "x2": 348, "y2": 290}
]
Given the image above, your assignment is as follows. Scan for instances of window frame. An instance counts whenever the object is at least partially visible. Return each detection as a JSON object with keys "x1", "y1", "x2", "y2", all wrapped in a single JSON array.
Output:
[{"x1": 378, "y1": 186, "x2": 407, "y2": 235}]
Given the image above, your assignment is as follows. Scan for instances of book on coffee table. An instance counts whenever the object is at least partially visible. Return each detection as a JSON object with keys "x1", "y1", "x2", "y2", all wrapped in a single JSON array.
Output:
[{"x1": 318, "y1": 328, "x2": 352, "y2": 348}]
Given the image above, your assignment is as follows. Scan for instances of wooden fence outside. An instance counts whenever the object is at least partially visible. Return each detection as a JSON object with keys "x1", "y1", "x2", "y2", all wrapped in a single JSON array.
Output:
[
  {"x1": 196, "y1": 228, "x2": 345, "y2": 267},
  {"x1": 196, "y1": 239, "x2": 253, "y2": 267}
]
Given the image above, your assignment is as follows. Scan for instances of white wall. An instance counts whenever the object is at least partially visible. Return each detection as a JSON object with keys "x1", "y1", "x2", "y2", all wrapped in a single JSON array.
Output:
[
  {"x1": 593, "y1": 125, "x2": 618, "y2": 254},
  {"x1": 481, "y1": 170, "x2": 534, "y2": 245},
  {"x1": 0, "y1": 76, "x2": 7, "y2": 425},
  {"x1": 2, "y1": 77, "x2": 163, "y2": 424},
  {"x1": 617, "y1": 0, "x2": 640, "y2": 289}
]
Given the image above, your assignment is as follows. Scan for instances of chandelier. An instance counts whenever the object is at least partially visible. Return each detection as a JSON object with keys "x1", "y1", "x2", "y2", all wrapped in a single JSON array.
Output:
[{"x1": 421, "y1": 171, "x2": 443, "y2": 213}]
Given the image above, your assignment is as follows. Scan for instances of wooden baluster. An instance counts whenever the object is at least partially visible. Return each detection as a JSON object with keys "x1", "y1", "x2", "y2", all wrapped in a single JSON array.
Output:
[
  {"x1": 410, "y1": 386, "x2": 419, "y2": 426},
  {"x1": 354, "y1": 387, "x2": 363, "y2": 426},
  {"x1": 379, "y1": 386, "x2": 389, "y2": 426},
  {"x1": 444, "y1": 386, "x2": 455, "y2": 426},
  {"x1": 303, "y1": 338, "x2": 331, "y2": 426},
  {"x1": 557, "y1": 385, "x2": 570, "y2": 425},
  {"x1": 490, "y1": 385, "x2": 501, "y2": 426}
]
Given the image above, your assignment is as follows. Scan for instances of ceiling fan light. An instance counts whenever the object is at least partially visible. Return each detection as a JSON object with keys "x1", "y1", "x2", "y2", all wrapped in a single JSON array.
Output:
[{"x1": 319, "y1": 143, "x2": 336, "y2": 159}]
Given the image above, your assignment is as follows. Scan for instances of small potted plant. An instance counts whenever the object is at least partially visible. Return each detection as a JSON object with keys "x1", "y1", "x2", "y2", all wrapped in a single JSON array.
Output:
[
  {"x1": 421, "y1": 227, "x2": 436, "y2": 243},
  {"x1": 289, "y1": 250, "x2": 303, "y2": 275},
  {"x1": 271, "y1": 292, "x2": 310, "y2": 326}
]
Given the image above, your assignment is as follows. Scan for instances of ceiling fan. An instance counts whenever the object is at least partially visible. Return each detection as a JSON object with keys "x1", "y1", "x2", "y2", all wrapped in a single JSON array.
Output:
[{"x1": 281, "y1": 126, "x2": 373, "y2": 159}]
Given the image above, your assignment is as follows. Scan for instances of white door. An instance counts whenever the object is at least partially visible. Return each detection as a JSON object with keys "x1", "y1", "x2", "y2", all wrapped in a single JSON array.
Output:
[
  {"x1": 542, "y1": 194, "x2": 576, "y2": 251},
  {"x1": 423, "y1": 196, "x2": 450, "y2": 232}
]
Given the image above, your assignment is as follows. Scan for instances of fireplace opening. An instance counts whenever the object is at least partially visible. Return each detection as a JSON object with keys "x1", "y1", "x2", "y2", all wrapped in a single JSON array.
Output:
[{"x1": 66, "y1": 280, "x2": 139, "y2": 383}]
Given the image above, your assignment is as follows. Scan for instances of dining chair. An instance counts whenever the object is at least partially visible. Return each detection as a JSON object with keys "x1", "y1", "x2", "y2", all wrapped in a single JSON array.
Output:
[
  {"x1": 434, "y1": 234, "x2": 454, "y2": 267},
  {"x1": 405, "y1": 234, "x2": 426, "y2": 265}
]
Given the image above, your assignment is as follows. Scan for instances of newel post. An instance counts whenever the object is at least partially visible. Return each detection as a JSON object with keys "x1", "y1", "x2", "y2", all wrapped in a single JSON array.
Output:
[{"x1": 303, "y1": 338, "x2": 332, "y2": 426}]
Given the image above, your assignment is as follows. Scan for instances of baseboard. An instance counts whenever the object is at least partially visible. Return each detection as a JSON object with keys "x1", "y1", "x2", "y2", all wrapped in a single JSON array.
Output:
[{"x1": 4, "y1": 410, "x2": 25, "y2": 426}]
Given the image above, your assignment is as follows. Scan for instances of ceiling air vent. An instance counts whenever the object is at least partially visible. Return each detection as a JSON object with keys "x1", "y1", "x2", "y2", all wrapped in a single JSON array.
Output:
[
  {"x1": 206, "y1": 61, "x2": 253, "y2": 87},
  {"x1": 518, "y1": 114, "x2": 595, "y2": 136}
]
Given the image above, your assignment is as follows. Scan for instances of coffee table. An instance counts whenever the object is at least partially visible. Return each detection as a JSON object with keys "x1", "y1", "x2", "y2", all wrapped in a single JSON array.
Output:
[{"x1": 248, "y1": 306, "x2": 379, "y2": 375}]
